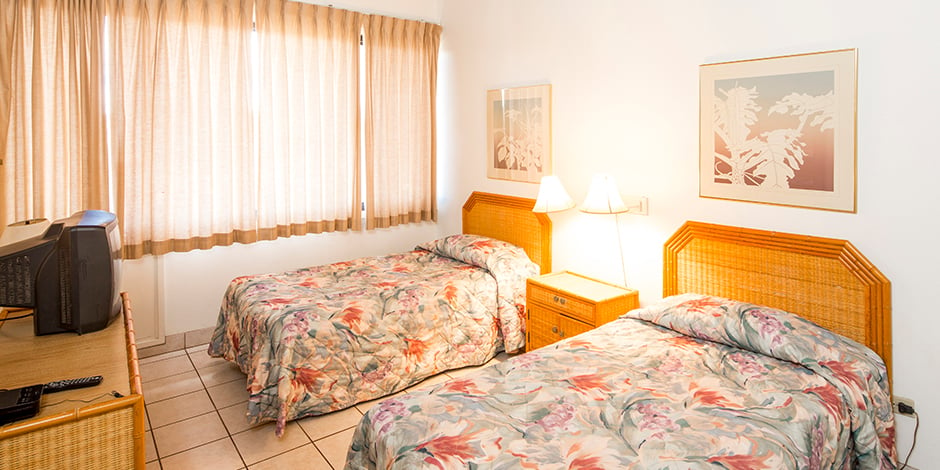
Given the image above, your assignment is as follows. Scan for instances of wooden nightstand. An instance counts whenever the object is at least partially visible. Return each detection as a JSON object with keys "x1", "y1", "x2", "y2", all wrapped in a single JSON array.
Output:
[{"x1": 526, "y1": 271, "x2": 639, "y2": 351}]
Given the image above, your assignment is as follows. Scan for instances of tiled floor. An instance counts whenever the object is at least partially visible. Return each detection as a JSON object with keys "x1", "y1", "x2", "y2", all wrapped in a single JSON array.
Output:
[{"x1": 139, "y1": 343, "x2": 506, "y2": 470}]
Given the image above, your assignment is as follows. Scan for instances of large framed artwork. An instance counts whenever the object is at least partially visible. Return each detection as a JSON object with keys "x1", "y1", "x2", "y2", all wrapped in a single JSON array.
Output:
[
  {"x1": 486, "y1": 84, "x2": 551, "y2": 183},
  {"x1": 699, "y1": 49, "x2": 857, "y2": 212}
]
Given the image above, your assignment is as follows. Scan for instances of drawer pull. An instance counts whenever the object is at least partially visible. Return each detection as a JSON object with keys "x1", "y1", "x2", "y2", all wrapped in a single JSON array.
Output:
[
  {"x1": 551, "y1": 326, "x2": 558, "y2": 334},
  {"x1": 552, "y1": 295, "x2": 566, "y2": 305}
]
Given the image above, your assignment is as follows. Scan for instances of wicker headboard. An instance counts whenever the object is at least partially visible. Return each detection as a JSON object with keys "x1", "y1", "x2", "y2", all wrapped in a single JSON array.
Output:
[
  {"x1": 663, "y1": 221, "x2": 892, "y2": 381},
  {"x1": 462, "y1": 192, "x2": 552, "y2": 274}
]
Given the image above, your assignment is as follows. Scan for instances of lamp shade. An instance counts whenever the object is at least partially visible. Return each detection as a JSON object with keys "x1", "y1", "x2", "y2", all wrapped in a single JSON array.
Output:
[
  {"x1": 532, "y1": 175, "x2": 575, "y2": 213},
  {"x1": 580, "y1": 173, "x2": 628, "y2": 214}
]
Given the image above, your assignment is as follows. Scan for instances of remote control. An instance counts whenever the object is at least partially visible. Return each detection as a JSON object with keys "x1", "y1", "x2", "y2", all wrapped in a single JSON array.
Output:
[{"x1": 43, "y1": 376, "x2": 103, "y2": 394}]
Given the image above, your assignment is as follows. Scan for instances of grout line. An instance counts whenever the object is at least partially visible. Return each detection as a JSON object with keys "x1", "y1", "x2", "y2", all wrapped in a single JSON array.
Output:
[
  {"x1": 244, "y1": 441, "x2": 312, "y2": 469},
  {"x1": 141, "y1": 371, "x2": 203, "y2": 404},
  {"x1": 294, "y1": 413, "x2": 337, "y2": 468},
  {"x1": 148, "y1": 408, "x2": 217, "y2": 432},
  {"x1": 145, "y1": 346, "x2": 382, "y2": 469},
  {"x1": 144, "y1": 404, "x2": 161, "y2": 465},
  {"x1": 155, "y1": 435, "x2": 231, "y2": 460},
  {"x1": 188, "y1": 348, "x2": 250, "y2": 470}
]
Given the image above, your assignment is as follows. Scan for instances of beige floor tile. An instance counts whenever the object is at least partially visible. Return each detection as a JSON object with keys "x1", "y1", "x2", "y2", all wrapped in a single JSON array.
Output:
[
  {"x1": 152, "y1": 412, "x2": 228, "y2": 457},
  {"x1": 190, "y1": 348, "x2": 231, "y2": 370},
  {"x1": 140, "y1": 354, "x2": 195, "y2": 383},
  {"x1": 145, "y1": 430, "x2": 157, "y2": 463},
  {"x1": 297, "y1": 406, "x2": 363, "y2": 441},
  {"x1": 444, "y1": 365, "x2": 483, "y2": 379},
  {"x1": 198, "y1": 361, "x2": 247, "y2": 388},
  {"x1": 445, "y1": 353, "x2": 506, "y2": 379},
  {"x1": 144, "y1": 370, "x2": 204, "y2": 403},
  {"x1": 192, "y1": 354, "x2": 233, "y2": 372},
  {"x1": 147, "y1": 389, "x2": 215, "y2": 429},
  {"x1": 207, "y1": 379, "x2": 250, "y2": 409},
  {"x1": 248, "y1": 443, "x2": 331, "y2": 470},
  {"x1": 354, "y1": 390, "x2": 404, "y2": 415},
  {"x1": 231, "y1": 422, "x2": 311, "y2": 466},
  {"x1": 218, "y1": 402, "x2": 257, "y2": 435},
  {"x1": 405, "y1": 372, "x2": 451, "y2": 393},
  {"x1": 139, "y1": 334, "x2": 185, "y2": 359},
  {"x1": 159, "y1": 438, "x2": 245, "y2": 470},
  {"x1": 315, "y1": 427, "x2": 356, "y2": 469},
  {"x1": 142, "y1": 326, "x2": 519, "y2": 469},
  {"x1": 139, "y1": 349, "x2": 186, "y2": 365},
  {"x1": 144, "y1": 407, "x2": 150, "y2": 431},
  {"x1": 185, "y1": 326, "x2": 215, "y2": 348}
]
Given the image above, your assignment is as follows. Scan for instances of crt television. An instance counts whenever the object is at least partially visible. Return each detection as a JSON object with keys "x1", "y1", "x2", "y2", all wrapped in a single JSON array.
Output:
[{"x1": 0, "y1": 210, "x2": 123, "y2": 335}]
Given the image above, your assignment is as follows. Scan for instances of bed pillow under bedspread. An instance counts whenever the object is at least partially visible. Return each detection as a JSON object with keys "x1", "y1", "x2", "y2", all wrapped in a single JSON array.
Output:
[
  {"x1": 346, "y1": 294, "x2": 897, "y2": 469},
  {"x1": 207, "y1": 235, "x2": 538, "y2": 435},
  {"x1": 416, "y1": 234, "x2": 537, "y2": 352}
]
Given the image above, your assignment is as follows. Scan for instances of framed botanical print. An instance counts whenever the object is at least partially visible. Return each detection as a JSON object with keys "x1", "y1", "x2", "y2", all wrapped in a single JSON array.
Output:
[
  {"x1": 486, "y1": 84, "x2": 551, "y2": 183},
  {"x1": 700, "y1": 49, "x2": 857, "y2": 212}
]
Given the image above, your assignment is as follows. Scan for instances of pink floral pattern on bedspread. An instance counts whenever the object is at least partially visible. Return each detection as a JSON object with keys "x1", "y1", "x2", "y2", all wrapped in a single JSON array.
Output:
[
  {"x1": 346, "y1": 294, "x2": 897, "y2": 469},
  {"x1": 207, "y1": 235, "x2": 538, "y2": 435}
]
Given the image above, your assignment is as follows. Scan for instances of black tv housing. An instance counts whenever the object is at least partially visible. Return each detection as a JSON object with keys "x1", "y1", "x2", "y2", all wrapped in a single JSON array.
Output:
[{"x1": 0, "y1": 210, "x2": 122, "y2": 335}]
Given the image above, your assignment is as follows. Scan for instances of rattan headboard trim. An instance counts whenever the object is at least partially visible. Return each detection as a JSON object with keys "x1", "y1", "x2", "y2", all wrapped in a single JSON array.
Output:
[
  {"x1": 462, "y1": 192, "x2": 551, "y2": 274},
  {"x1": 663, "y1": 221, "x2": 892, "y2": 382}
]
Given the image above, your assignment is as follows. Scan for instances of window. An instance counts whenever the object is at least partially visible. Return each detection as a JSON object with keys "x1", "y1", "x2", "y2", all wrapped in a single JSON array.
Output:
[{"x1": 1, "y1": 0, "x2": 441, "y2": 259}]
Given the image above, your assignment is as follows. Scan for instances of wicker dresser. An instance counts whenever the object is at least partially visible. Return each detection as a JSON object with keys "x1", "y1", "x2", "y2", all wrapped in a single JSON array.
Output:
[
  {"x1": 0, "y1": 293, "x2": 145, "y2": 469},
  {"x1": 526, "y1": 271, "x2": 639, "y2": 351}
]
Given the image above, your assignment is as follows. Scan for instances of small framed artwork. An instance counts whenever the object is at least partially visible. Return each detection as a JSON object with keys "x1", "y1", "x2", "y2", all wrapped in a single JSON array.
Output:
[
  {"x1": 486, "y1": 84, "x2": 551, "y2": 183},
  {"x1": 699, "y1": 49, "x2": 857, "y2": 212}
]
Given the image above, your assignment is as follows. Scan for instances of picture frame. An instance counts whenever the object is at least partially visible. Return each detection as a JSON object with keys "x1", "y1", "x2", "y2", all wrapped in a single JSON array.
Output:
[
  {"x1": 486, "y1": 84, "x2": 552, "y2": 183},
  {"x1": 699, "y1": 49, "x2": 857, "y2": 212}
]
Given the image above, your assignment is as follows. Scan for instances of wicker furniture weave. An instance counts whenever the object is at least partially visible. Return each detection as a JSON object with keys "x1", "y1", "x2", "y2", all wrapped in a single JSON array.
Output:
[
  {"x1": 463, "y1": 191, "x2": 552, "y2": 273},
  {"x1": 664, "y1": 221, "x2": 892, "y2": 383},
  {"x1": 0, "y1": 293, "x2": 145, "y2": 469},
  {"x1": 526, "y1": 271, "x2": 639, "y2": 351}
]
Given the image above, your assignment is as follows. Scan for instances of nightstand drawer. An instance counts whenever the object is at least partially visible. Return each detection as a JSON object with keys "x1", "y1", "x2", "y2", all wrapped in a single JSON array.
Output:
[
  {"x1": 527, "y1": 305, "x2": 560, "y2": 351},
  {"x1": 525, "y1": 271, "x2": 639, "y2": 352},
  {"x1": 527, "y1": 304, "x2": 593, "y2": 350},
  {"x1": 527, "y1": 287, "x2": 596, "y2": 323}
]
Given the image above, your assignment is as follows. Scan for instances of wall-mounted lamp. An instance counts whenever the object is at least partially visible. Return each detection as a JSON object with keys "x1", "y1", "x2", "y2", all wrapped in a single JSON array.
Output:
[
  {"x1": 532, "y1": 175, "x2": 575, "y2": 213},
  {"x1": 580, "y1": 173, "x2": 646, "y2": 287},
  {"x1": 581, "y1": 173, "x2": 647, "y2": 215}
]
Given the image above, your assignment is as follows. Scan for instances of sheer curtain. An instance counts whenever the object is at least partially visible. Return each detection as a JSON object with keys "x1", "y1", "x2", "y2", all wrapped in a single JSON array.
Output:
[
  {"x1": 3, "y1": 1, "x2": 441, "y2": 256},
  {"x1": 108, "y1": 0, "x2": 257, "y2": 258},
  {"x1": 254, "y1": 1, "x2": 362, "y2": 237},
  {"x1": 0, "y1": 0, "x2": 110, "y2": 229},
  {"x1": 363, "y1": 15, "x2": 441, "y2": 229}
]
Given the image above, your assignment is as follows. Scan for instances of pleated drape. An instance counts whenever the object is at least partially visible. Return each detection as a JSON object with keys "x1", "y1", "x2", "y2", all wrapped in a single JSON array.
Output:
[
  {"x1": 0, "y1": 0, "x2": 110, "y2": 228},
  {"x1": 254, "y1": 1, "x2": 362, "y2": 237},
  {"x1": 108, "y1": 0, "x2": 256, "y2": 258},
  {"x1": 2, "y1": 1, "x2": 440, "y2": 258},
  {"x1": 363, "y1": 15, "x2": 440, "y2": 229}
]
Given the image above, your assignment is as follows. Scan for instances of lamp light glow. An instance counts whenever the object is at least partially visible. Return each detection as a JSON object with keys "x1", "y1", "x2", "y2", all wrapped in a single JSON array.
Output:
[
  {"x1": 532, "y1": 175, "x2": 575, "y2": 213},
  {"x1": 580, "y1": 173, "x2": 630, "y2": 287},
  {"x1": 580, "y1": 173, "x2": 628, "y2": 214}
]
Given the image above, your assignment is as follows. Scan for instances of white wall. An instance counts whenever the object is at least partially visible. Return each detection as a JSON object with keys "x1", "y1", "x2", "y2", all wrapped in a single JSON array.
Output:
[
  {"x1": 438, "y1": 0, "x2": 937, "y2": 467},
  {"x1": 122, "y1": 0, "x2": 446, "y2": 345}
]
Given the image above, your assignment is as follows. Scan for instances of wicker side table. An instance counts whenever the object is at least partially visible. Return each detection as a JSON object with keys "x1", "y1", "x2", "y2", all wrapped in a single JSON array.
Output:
[
  {"x1": 526, "y1": 271, "x2": 638, "y2": 351},
  {"x1": 0, "y1": 293, "x2": 145, "y2": 469}
]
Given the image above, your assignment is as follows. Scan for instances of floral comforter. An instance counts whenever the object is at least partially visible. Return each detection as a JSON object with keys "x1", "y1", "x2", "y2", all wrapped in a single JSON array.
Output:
[
  {"x1": 207, "y1": 234, "x2": 538, "y2": 435},
  {"x1": 347, "y1": 294, "x2": 898, "y2": 469}
]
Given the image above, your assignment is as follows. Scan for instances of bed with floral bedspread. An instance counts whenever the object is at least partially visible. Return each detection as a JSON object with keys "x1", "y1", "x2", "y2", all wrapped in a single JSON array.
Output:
[
  {"x1": 346, "y1": 294, "x2": 898, "y2": 469},
  {"x1": 207, "y1": 234, "x2": 539, "y2": 435}
]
